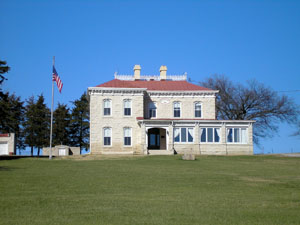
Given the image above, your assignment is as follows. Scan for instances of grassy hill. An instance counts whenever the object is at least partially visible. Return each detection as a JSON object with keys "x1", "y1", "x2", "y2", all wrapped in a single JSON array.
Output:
[{"x1": 0, "y1": 155, "x2": 299, "y2": 225}]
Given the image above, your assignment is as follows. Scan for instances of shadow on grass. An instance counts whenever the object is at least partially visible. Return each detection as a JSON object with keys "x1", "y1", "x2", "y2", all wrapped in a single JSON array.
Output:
[
  {"x1": 0, "y1": 166, "x2": 20, "y2": 171},
  {"x1": 0, "y1": 155, "x2": 53, "y2": 161}
]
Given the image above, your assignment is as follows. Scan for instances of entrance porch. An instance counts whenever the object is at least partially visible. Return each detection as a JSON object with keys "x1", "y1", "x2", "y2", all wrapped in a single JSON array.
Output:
[{"x1": 146, "y1": 127, "x2": 173, "y2": 155}]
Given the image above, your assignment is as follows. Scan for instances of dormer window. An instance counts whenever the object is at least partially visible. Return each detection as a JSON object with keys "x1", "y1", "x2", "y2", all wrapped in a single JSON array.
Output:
[
  {"x1": 173, "y1": 102, "x2": 181, "y2": 117},
  {"x1": 148, "y1": 102, "x2": 157, "y2": 118},
  {"x1": 103, "y1": 99, "x2": 111, "y2": 116},
  {"x1": 124, "y1": 99, "x2": 131, "y2": 116},
  {"x1": 194, "y1": 102, "x2": 202, "y2": 118}
]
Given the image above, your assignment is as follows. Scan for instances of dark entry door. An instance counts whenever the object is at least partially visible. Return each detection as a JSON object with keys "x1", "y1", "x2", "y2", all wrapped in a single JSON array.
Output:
[{"x1": 148, "y1": 128, "x2": 160, "y2": 150}]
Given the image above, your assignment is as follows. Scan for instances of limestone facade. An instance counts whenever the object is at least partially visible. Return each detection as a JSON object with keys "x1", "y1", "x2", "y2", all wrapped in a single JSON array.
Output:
[{"x1": 88, "y1": 65, "x2": 255, "y2": 155}]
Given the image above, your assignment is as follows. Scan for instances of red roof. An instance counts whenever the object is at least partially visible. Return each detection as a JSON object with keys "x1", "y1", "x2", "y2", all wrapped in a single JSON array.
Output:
[{"x1": 96, "y1": 79, "x2": 213, "y2": 91}]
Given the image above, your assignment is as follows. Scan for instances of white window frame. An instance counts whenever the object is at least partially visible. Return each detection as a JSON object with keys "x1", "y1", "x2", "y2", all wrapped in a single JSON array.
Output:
[
  {"x1": 148, "y1": 102, "x2": 157, "y2": 118},
  {"x1": 200, "y1": 127, "x2": 221, "y2": 143},
  {"x1": 103, "y1": 127, "x2": 112, "y2": 146},
  {"x1": 173, "y1": 127, "x2": 194, "y2": 143},
  {"x1": 194, "y1": 102, "x2": 202, "y2": 118},
  {"x1": 123, "y1": 127, "x2": 132, "y2": 147},
  {"x1": 123, "y1": 99, "x2": 132, "y2": 117},
  {"x1": 226, "y1": 127, "x2": 248, "y2": 144},
  {"x1": 103, "y1": 99, "x2": 112, "y2": 116},
  {"x1": 173, "y1": 101, "x2": 181, "y2": 118}
]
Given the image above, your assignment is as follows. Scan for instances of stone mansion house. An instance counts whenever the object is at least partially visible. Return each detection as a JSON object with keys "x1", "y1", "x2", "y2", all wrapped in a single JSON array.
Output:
[{"x1": 87, "y1": 65, "x2": 254, "y2": 155}]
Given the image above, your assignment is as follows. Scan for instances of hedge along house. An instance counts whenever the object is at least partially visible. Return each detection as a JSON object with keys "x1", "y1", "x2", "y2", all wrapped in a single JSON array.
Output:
[{"x1": 87, "y1": 65, "x2": 255, "y2": 155}]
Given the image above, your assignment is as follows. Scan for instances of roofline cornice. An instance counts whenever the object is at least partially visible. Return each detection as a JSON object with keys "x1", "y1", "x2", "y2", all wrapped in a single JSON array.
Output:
[
  {"x1": 147, "y1": 90, "x2": 218, "y2": 97},
  {"x1": 87, "y1": 87, "x2": 218, "y2": 97},
  {"x1": 88, "y1": 87, "x2": 147, "y2": 91},
  {"x1": 88, "y1": 87, "x2": 146, "y2": 96}
]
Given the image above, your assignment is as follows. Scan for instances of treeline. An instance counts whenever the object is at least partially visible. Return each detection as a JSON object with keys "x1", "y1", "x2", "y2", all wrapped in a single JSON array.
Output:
[{"x1": 0, "y1": 92, "x2": 89, "y2": 155}]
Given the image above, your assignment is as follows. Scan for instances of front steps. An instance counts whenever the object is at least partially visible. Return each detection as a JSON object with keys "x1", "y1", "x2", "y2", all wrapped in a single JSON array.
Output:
[
  {"x1": 101, "y1": 151, "x2": 134, "y2": 155},
  {"x1": 148, "y1": 150, "x2": 174, "y2": 155}
]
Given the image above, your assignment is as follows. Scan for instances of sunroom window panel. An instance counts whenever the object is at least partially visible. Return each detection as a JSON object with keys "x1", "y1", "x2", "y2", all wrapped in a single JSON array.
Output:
[
  {"x1": 181, "y1": 128, "x2": 187, "y2": 142},
  {"x1": 207, "y1": 128, "x2": 213, "y2": 142},
  {"x1": 174, "y1": 128, "x2": 180, "y2": 142},
  {"x1": 188, "y1": 128, "x2": 194, "y2": 142},
  {"x1": 234, "y1": 128, "x2": 240, "y2": 143},
  {"x1": 241, "y1": 128, "x2": 247, "y2": 143},
  {"x1": 227, "y1": 128, "x2": 233, "y2": 143},
  {"x1": 215, "y1": 128, "x2": 220, "y2": 142},
  {"x1": 201, "y1": 128, "x2": 206, "y2": 142}
]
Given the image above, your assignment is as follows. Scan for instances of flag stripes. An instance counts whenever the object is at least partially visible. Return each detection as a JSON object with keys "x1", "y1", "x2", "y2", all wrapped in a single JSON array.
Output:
[{"x1": 52, "y1": 66, "x2": 63, "y2": 93}]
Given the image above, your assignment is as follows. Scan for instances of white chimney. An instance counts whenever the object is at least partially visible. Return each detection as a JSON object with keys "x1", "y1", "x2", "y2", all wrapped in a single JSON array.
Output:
[
  {"x1": 160, "y1": 65, "x2": 167, "y2": 80},
  {"x1": 133, "y1": 65, "x2": 141, "y2": 80}
]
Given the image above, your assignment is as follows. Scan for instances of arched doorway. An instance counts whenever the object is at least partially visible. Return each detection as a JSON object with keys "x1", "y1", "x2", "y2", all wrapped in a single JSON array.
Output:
[{"x1": 147, "y1": 128, "x2": 167, "y2": 150}]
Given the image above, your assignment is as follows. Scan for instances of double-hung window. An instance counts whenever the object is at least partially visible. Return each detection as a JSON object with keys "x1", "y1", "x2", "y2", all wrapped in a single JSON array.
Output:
[
  {"x1": 103, "y1": 99, "x2": 111, "y2": 116},
  {"x1": 227, "y1": 128, "x2": 247, "y2": 144},
  {"x1": 174, "y1": 128, "x2": 194, "y2": 143},
  {"x1": 148, "y1": 102, "x2": 157, "y2": 118},
  {"x1": 173, "y1": 102, "x2": 181, "y2": 118},
  {"x1": 200, "y1": 127, "x2": 220, "y2": 143},
  {"x1": 124, "y1": 99, "x2": 131, "y2": 116},
  {"x1": 124, "y1": 127, "x2": 132, "y2": 146},
  {"x1": 194, "y1": 102, "x2": 202, "y2": 118},
  {"x1": 103, "y1": 127, "x2": 112, "y2": 146}
]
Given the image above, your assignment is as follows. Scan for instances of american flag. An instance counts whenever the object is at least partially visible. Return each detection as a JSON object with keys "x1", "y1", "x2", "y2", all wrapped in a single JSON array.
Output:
[{"x1": 52, "y1": 66, "x2": 63, "y2": 93}]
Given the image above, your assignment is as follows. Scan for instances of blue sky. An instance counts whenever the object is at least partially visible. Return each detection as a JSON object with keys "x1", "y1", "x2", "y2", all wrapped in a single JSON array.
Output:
[{"x1": 1, "y1": 0, "x2": 300, "y2": 154}]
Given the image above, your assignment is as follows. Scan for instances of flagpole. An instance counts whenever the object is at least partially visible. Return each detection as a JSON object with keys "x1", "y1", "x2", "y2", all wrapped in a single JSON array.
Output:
[{"x1": 49, "y1": 56, "x2": 55, "y2": 160}]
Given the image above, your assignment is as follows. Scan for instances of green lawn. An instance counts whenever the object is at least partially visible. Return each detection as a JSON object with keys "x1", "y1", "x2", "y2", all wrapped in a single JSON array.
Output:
[{"x1": 0, "y1": 155, "x2": 300, "y2": 225}]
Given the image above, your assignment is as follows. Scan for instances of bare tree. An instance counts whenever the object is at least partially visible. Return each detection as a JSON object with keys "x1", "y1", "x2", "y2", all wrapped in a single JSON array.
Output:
[
  {"x1": 200, "y1": 75, "x2": 300, "y2": 145},
  {"x1": 0, "y1": 60, "x2": 10, "y2": 98},
  {"x1": 293, "y1": 121, "x2": 300, "y2": 137}
]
